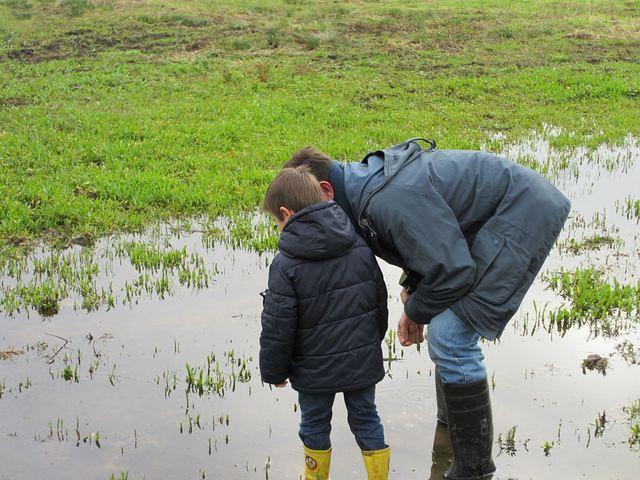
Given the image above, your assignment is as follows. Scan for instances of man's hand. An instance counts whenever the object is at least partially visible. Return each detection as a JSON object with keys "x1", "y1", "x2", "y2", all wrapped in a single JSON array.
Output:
[
  {"x1": 397, "y1": 312, "x2": 424, "y2": 347},
  {"x1": 400, "y1": 287, "x2": 409, "y2": 305},
  {"x1": 275, "y1": 381, "x2": 288, "y2": 388}
]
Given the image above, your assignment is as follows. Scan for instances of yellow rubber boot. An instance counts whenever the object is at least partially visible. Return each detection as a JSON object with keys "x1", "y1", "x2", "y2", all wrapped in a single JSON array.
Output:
[
  {"x1": 303, "y1": 445, "x2": 331, "y2": 480},
  {"x1": 362, "y1": 447, "x2": 390, "y2": 480}
]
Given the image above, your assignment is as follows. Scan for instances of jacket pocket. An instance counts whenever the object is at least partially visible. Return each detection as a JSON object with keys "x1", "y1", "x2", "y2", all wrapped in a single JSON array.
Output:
[{"x1": 469, "y1": 227, "x2": 532, "y2": 306}]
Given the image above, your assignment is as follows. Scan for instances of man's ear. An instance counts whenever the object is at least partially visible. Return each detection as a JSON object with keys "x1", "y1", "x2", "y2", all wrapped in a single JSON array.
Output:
[{"x1": 318, "y1": 181, "x2": 335, "y2": 201}]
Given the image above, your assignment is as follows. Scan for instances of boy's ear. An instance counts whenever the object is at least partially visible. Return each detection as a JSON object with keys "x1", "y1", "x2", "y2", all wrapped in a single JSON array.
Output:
[
  {"x1": 318, "y1": 181, "x2": 334, "y2": 201},
  {"x1": 279, "y1": 206, "x2": 294, "y2": 222}
]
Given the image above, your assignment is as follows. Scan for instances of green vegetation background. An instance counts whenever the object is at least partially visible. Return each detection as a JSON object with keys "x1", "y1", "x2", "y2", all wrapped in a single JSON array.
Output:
[{"x1": 1, "y1": 0, "x2": 639, "y2": 248}]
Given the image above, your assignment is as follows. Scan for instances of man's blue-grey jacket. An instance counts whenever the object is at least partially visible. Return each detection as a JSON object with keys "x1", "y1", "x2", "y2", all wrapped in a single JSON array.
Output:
[
  {"x1": 259, "y1": 202, "x2": 388, "y2": 393},
  {"x1": 330, "y1": 138, "x2": 571, "y2": 341}
]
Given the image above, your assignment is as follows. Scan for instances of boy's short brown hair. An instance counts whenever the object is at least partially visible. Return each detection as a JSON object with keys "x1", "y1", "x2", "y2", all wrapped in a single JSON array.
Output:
[{"x1": 263, "y1": 167, "x2": 323, "y2": 220}]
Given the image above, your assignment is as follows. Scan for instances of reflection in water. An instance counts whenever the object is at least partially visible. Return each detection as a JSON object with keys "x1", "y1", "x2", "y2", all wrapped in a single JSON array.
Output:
[{"x1": 429, "y1": 422, "x2": 452, "y2": 480}]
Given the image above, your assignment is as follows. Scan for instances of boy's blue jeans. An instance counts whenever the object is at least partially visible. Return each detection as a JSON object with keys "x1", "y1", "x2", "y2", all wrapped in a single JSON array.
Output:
[
  {"x1": 427, "y1": 308, "x2": 487, "y2": 384},
  {"x1": 298, "y1": 385, "x2": 386, "y2": 451}
]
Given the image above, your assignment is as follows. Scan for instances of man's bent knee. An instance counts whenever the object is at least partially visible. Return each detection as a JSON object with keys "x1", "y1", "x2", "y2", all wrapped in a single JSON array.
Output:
[{"x1": 427, "y1": 309, "x2": 486, "y2": 384}]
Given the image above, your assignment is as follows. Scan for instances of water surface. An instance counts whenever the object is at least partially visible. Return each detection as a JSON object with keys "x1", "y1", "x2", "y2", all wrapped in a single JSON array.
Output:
[{"x1": 1, "y1": 133, "x2": 639, "y2": 479}]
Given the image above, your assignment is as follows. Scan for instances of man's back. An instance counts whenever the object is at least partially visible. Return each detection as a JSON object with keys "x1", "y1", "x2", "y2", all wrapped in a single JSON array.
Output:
[
  {"x1": 391, "y1": 149, "x2": 566, "y2": 240},
  {"x1": 334, "y1": 141, "x2": 570, "y2": 339}
]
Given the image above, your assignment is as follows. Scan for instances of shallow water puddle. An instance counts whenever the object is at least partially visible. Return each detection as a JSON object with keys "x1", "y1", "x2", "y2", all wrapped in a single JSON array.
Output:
[{"x1": 1, "y1": 134, "x2": 640, "y2": 479}]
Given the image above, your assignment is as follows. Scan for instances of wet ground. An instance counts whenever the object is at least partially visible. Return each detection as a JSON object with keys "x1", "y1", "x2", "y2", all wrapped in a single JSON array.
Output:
[{"x1": 1, "y1": 132, "x2": 639, "y2": 479}]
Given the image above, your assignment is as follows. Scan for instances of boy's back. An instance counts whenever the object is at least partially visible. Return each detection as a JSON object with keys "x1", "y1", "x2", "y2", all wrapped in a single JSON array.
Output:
[
  {"x1": 259, "y1": 200, "x2": 388, "y2": 393},
  {"x1": 259, "y1": 167, "x2": 390, "y2": 480}
]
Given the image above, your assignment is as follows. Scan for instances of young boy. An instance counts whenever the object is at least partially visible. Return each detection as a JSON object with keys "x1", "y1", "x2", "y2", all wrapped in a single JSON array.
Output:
[{"x1": 259, "y1": 167, "x2": 390, "y2": 480}]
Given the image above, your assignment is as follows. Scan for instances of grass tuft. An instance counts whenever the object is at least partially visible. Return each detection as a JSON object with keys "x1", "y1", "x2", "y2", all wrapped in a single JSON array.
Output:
[
  {"x1": 545, "y1": 268, "x2": 640, "y2": 337},
  {"x1": 60, "y1": 0, "x2": 90, "y2": 17},
  {"x1": 623, "y1": 400, "x2": 640, "y2": 449},
  {"x1": 266, "y1": 28, "x2": 281, "y2": 48},
  {"x1": 302, "y1": 33, "x2": 320, "y2": 50},
  {"x1": 229, "y1": 37, "x2": 251, "y2": 50}
]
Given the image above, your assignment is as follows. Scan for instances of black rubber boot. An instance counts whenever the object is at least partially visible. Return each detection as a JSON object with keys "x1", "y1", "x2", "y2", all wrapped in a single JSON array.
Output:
[
  {"x1": 435, "y1": 370, "x2": 447, "y2": 426},
  {"x1": 443, "y1": 377, "x2": 496, "y2": 480}
]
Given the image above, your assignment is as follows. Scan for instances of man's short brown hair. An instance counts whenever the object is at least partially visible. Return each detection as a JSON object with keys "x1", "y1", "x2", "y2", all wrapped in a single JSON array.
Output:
[
  {"x1": 263, "y1": 167, "x2": 323, "y2": 220},
  {"x1": 283, "y1": 147, "x2": 332, "y2": 182}
]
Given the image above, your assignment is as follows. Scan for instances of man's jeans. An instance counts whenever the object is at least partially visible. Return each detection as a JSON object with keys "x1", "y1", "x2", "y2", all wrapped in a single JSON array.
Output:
[
  {"x1": 298, "y1": 385, "x2": 386, "y2": 451},
  {"x1": 427, "y1": 308, "x2": 487, "y2": 384}
]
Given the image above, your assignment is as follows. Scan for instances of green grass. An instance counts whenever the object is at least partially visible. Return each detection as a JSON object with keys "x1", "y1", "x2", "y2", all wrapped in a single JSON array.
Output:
[
  {"x1": 108, "y1": 472, "x2": 129, "y2": 480},
  {"x1": 559, "y1": 234, "x2": 619, "y2": 254},
  {"x1": 497, "y1": 425, "x2": 519, "y2": 456},
  {"x1": 624, "y1": 400, "x2": 640, "y2": 449},
  {"x1": 618, "y1": 196, "x2": 640, "y2": 221},
  {"x1": 615, "y1": 340, "x2": 639, "y2": 365},
  {"x1": 184, "y1": 349, "x2": 252, "y2": 398},
  {"x1": 0, "y1": 0, "x2": 638, "y2": 251},
  {"x1": 545, "y1": 268, "x2": 640, "y2": 336},
  {"x1": 0, "y1": 230, "x2": 223, "y2": 317}
]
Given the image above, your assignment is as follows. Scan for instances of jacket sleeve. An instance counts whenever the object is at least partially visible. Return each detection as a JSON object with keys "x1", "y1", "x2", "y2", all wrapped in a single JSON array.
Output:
[
  {"x1": 259, "y1": 258, "x2": 298, "y2": 385},
  {"x1": 371, "y1": 184, "x2": 477, "y2": 324},
  {"x1": 373, "y1": 261, "x2": 389, "y2": 340}
]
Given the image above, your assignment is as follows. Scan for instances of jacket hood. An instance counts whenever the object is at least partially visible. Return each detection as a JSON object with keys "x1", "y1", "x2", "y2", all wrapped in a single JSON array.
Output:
[
  {"x1": 279, "y1": 201, "x2": 357, "y2": 260},
  {"x1": 328, "y1": 160, "x2": 358, "y2": 227},
  {"x1": 329, "y1": 158, "x2": 386, "y2": 235}
]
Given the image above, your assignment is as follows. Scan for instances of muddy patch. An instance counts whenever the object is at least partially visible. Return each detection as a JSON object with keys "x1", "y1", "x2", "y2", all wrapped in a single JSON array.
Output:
[
  {"x1": 582, "y1": 354, "x2": 608, "y2": 375},
  {"x1": 0, "y1": 348, "x2": 24, "y2": 360},
  {"x1": 4, "y1": 24, "x2": 213, "y2": 63},
  {"x1": 0, "y1": 96, "x2": 32, "y2": 107}
]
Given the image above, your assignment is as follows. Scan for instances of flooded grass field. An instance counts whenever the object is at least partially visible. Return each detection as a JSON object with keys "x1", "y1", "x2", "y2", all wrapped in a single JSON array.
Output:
[
  {"x1": 1, "y1": 131, "x2": 639, "y2": 479},
  {"x1": 1, "y1": 1, "x2": 639, "y2": 478}
]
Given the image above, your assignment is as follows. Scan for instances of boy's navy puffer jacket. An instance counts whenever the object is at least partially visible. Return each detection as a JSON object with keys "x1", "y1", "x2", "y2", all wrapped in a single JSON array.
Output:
[{"x1": 259, "y1": 201, "x2": 388, "y2": 393}]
